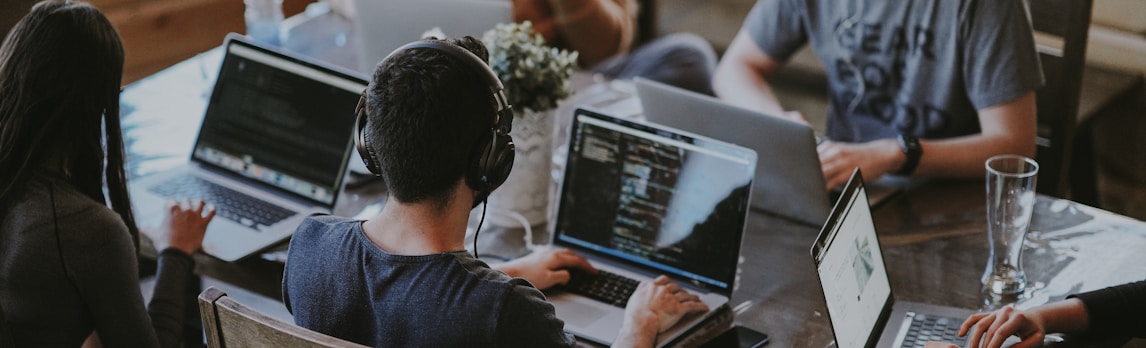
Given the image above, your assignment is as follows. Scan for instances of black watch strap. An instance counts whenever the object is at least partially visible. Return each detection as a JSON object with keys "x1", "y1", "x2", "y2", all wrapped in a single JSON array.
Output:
[{"x1": 896, "y1": 134, "x2": 922, "y2": 176}]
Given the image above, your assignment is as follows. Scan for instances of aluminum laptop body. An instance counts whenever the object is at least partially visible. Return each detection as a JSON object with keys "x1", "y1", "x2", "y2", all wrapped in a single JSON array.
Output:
[
  {"x1": 129, "y1": 34, "x2": 368, "y2": 262},
  {"x1": 635, "y1": 78, "x2": 831, "y2": 226},
  {"x1": 546, "y1": 108, "x2": 756, "y2": 347},
  {"x1": 351, "y1": 0, "x2": 511, "y2": 74},
  {"x1": 811, "y1": 169, "x2": 974, "y2": 348},
  {"x1": 635, "y1": 79, "x2": 907, "y2": 227}
]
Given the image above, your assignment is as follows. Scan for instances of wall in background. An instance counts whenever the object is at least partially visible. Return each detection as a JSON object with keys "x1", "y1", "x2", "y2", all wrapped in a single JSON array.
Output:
[
  {"x1": 0, "y1": 0, "x2": 314, "y2": 84},
  {"x1": 90, "y1": 0, "x2": 315, "y2": 83}
]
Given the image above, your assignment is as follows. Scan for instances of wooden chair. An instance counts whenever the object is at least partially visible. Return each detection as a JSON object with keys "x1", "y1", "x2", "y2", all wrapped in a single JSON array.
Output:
[
  {"x1": 0, "y1": 301, "x2": 10, "y2": 348},
  {"x1": 1028, "y1": 0, "x2": 1093, "y2": 199},
  {"x1": 197, "y1": 287, "x2": 368, "y2": 348},
  {"x1": 636, "y1": 0, "x2": 657, "y2": 45}
]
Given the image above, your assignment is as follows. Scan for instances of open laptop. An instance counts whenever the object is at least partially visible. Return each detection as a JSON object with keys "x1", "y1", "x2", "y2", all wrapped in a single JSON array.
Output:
[
  {"x1": 351, "y1": 0, "x2": 511, "y2": 74},
  {"x1": 635, "y1": 78, "x2": 903, "y2": 226},
  {"x1": 546, "y1": 108, "x2": 756, "y2": 347},
  {"x1": 811, "y1": 169, "x2": 974, "y2": 348},
  {"x1": 129, "y1": 34, "x2": 368, "y2": 262}
]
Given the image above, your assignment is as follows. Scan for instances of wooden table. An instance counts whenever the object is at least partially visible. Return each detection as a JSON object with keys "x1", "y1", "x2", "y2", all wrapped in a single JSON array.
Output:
[
  {"x1": 125, "y1": 8, "x2": 1146, "y2": 347},
  {"x1": 728, "y1": 179, "x2": 1146, "y2": 347}
]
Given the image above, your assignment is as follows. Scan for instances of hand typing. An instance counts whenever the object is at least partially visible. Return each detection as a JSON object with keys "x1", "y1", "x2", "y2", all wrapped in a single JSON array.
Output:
[{"x1": 152, "y1": 198, "x2": 216, "y2": 255}]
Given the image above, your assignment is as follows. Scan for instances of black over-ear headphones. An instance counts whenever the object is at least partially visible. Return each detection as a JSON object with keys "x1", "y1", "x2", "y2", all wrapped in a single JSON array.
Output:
[{"x1": 354, "y1": 40, "x2": 515, "y2": 198}]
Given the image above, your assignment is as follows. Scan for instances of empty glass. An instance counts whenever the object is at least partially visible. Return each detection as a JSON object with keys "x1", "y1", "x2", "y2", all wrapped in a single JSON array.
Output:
[
  {"x1": 982, "y1": 155, "x2": 1039, "y2": 295},
  {"x1": 244, "y1": 0, "x2": 284, "y2": 45}
]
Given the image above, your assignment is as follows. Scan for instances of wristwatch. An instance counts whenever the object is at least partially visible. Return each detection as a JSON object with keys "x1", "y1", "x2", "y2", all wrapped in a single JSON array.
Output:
[{"x1": 896, "y1": 134, "x2": 922, "y2": 176}]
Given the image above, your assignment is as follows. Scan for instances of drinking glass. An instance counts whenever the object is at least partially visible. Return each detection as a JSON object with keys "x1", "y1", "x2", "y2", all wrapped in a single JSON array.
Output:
[
  {"x1": 982, "y1": 155, "x2": 1039, "y2": 295},
  {"x1": 244, "y1": 0, "x2": 284, "y2": 46}
]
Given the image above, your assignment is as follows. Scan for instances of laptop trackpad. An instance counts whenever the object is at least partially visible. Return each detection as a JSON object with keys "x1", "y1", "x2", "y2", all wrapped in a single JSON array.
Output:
[
  {"x1": 549, "y1": 292, "x2": 611, "y2": 326},
  {"x1": 557, "y1": 302, "x2": 608, "y2": 327},
  {"x1": 548, "y1": 292, "x2": 626, "y2": 343}
]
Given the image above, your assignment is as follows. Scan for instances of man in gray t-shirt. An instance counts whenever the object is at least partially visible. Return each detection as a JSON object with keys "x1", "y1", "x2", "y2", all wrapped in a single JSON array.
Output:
[{"x1": 714, "y1": 0, "x2": 1043, "y2": 189}]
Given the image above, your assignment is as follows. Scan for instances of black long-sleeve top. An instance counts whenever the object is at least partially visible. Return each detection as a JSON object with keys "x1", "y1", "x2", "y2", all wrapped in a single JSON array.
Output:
[
  {"x1": 0, "y1": 175, "x2": 194, "y2": 347},
  {"x1": 1070, "y1": 279, "x2": 1146, "y2": 338}
]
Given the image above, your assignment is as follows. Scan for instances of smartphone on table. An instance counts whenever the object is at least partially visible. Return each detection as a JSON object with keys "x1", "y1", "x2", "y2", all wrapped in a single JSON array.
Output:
[{"x1": 700, "y1": 325, "x2": 769, "y2": 348}]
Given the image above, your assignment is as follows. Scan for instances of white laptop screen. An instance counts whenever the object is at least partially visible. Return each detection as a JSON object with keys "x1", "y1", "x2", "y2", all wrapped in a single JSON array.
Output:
[
  {"x1": 814, "y1": 179, "x2": 893, "y2": 348},
  {"x1": 553, "y1": 109, "x2": 755, "y2": 294},
  {"x1": 191, "y1": 39, "x2": 366, "y2": 206}
]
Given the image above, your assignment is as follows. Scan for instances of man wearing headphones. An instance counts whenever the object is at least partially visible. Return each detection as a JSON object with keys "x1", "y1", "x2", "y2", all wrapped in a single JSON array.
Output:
[
  {"x1": 713, "y1": 0, "x2": 1043, "y2": 189},
  {"x1": 282, "y1": 36, "x2": 707, "y2": 347}
]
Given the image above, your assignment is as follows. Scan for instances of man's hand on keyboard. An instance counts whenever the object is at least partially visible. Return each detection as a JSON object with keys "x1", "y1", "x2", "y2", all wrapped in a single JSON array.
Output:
[
  {"x1": 616, "y1": 275, "x2": 710, "y2": 348},
  {"x1": 494, "y1": 247, "x2": 597, "y2": 290},
  {"x1": 153, "y1": 198, "x2": 216, "y2": 255}
]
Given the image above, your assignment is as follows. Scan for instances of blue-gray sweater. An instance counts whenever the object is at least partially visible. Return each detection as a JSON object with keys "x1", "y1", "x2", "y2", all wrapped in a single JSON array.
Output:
[{"x1": 283, "y1": 215, "x2": 575, "y2": 347}]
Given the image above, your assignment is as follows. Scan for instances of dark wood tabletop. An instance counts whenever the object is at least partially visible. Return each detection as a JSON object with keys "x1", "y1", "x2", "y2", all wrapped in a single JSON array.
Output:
[
  {"x1": 125, "y1": 9, "x2": 1146, "y2": 347},
  {"x1": 727, "y1": 178, "x2": 1146, "y2": 347}
]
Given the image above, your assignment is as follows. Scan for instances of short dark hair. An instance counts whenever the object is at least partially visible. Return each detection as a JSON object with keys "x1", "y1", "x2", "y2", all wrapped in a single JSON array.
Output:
[
  {"x1": 0, "y1": 1, "x2": 138, "y2": 246},
  {"x1": 364, "y1": 36, "x2": 497, "y2": 209}
]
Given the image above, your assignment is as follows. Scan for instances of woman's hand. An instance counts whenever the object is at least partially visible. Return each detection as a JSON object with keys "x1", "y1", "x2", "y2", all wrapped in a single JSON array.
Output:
[{"x1": 152, "y1": 198, "x2": 216, "y2": 255}]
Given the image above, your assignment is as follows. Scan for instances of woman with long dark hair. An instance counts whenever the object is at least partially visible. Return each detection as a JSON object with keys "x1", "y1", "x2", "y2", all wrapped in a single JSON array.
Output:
[{"x1": 0, "y1": 1, "x2": 214, "y2": 346}]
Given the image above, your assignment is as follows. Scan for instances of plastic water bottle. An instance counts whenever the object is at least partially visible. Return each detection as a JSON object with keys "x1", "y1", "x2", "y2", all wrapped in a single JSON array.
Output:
[{"x1": 244, "y1": 0, "x2": 284, "y2": 46}]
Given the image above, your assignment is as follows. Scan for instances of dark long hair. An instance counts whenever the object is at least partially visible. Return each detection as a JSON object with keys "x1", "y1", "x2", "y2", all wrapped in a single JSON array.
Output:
[{"x1": 0, "y1": 0, "x2": 139, "y2": 248}]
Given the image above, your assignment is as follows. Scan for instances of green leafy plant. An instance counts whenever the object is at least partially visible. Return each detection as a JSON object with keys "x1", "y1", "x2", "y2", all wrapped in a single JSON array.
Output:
[{"x1": 482, "y1": 21, "x2": 578, "y2": 113}]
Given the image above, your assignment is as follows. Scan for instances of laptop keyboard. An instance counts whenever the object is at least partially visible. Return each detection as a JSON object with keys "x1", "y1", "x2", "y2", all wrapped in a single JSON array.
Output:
[
  {"x1": 149, "y1": 175, "x2": 297, "y2": 229},
  {"x1": 563, "y1": 269, "x2": 641, "y2": 308},
  {"x1": 899, "y1": 313, "x2": 966, "y2": 348}
]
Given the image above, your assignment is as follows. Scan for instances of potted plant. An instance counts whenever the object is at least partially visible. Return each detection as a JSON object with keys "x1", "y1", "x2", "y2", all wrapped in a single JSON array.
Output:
[
  {"x1": 481, "y1": 21, "x2": 578, "y2": 228},
  {"x1": 483, "y1": 21, "x2": 578, "y2": 113}
]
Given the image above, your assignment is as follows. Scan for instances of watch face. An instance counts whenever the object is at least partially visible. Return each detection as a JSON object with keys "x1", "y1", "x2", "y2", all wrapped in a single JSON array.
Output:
[{"x1": 897, "y1": 135, "x2": 921, "y2": 175}]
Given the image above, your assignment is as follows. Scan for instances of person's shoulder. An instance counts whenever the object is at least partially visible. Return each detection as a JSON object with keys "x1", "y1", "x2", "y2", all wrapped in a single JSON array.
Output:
[
  {"x1": 294, "y1": 214, "x2": 359, "y2": 238},
  {"x1": 301, "y1": 213, "x2": 357, "y2": 225},
  {"x1": 44, "y1": 179, "x2": 130, "y2": 245},
  {"x1": 14, "y1": 177, "x2": 135, "y2": 257},
  {"x1": 288, "y1": 214, "x2": 362, "y2": 257}
]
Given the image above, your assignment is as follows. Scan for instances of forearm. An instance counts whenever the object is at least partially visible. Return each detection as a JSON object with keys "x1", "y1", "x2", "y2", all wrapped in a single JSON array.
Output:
[
  {"x1": 491, "y1": 262, "x2": 520, "y2": 278},
  {"x1": 148, "y1": 248, "x2": 196, "y2": 348},
  {"x1": 1031, "y1": 298, "x2": 1090, "y2": 334},
  {"x1": 713, "y1": 62, "x2": 788, "y2": 117},
  {"x1": 912, "y1": 132, "x2": 1032, "y2": 178},
  {"x1": 712, "y1": 30, "x2": 795, "y2": 122},
  {"x1": 548, "y1": 0, "x2": 634, "y2": 66},
  {"x1": 1070, "y1": 280, "x2": 1146, "y2": 337},
  {"x1": 613, "y1": 316, "x2": 658, "y2": 348},
  {"x1": 912, "y1": 92, "x2": 1036, "y2": 178}
]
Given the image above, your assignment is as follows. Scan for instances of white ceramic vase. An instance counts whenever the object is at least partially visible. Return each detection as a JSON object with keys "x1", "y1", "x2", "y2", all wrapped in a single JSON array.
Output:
[{"x1": 485, "y1": 108, "x2": 555, "y2": 227}]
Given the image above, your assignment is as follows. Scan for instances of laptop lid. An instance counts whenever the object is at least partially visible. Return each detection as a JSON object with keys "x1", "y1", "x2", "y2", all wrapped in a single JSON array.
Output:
[
  {"x1": 192, "y1": 34, "x2": 367, "y2": 208},
  {"x1": 810, "y1": 169, "x2": 895, "y2": 348},
  {"x1": 352, "y1": 0, "x2": 511, "y2": 74},
  {"x1": 552, "y1": 108, "x2": 757, "y2": 297},
  {"x1": 634, "y1": 78, "x2": 831, "y2": 226}
]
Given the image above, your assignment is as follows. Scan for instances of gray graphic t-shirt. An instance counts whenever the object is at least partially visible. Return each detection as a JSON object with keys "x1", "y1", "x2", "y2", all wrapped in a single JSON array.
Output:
[{"x1": 745, "y1": 0, "x2": 1044, "y2": 142}]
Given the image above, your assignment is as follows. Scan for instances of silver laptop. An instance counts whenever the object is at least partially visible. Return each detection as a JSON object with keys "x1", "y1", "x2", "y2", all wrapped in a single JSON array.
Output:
[
  {"x1": 635, "y1": 78, "x2": 904, "y2": 226},
  {"x1": 129, "y1": 34, "x2": 368, "y2": 262},
  {"x1": 351, "y1": 0, "x2": 511, "y2": 74},
  {"x1": 811, "y1": 169, "x2": 974, "y2": 348},
  {"x1": 546, "y1": 108, "x2": 756, "y2": 347}
]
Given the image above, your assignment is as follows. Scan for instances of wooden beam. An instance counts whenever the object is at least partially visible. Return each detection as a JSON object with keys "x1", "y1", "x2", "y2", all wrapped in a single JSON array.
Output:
[{"x1": 93, "y1": 0, "x2": 313, "y2": 84}]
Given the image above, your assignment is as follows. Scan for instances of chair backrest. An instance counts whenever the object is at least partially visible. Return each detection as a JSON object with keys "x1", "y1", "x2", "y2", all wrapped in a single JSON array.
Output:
[
  {"x1": 1029, "y1": 0, "x2": 1093, "y2": 197},
  {"x1": 197, "y1": 287, "x2": 369, "y2": 348},
  {"x1": 0, "y1": 300, "x2": 11, "y2": 348},
  {"x1": 636, "y1": 0, "x2": 657, "y2": 45}
]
